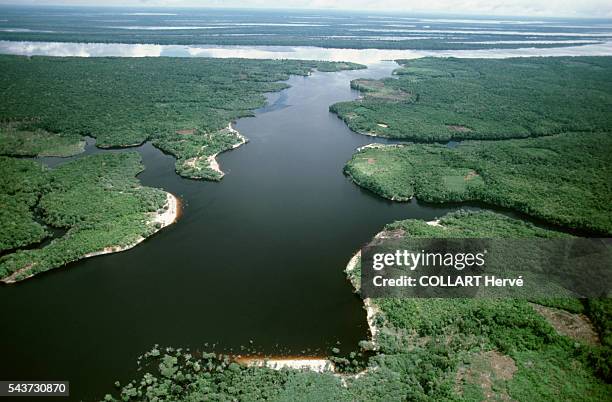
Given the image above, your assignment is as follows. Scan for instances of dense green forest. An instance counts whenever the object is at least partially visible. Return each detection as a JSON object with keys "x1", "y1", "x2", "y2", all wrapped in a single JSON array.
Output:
[
  {"x1": 107, "y1": 211, "x2": 611, "y2": 401},
  {"x1": 0, "y1": 153, "x2": 167, "y2": 282},
  {"x1": 344, "y1": 132, "x2": 612, "y2": 234},
  {"x1": 333, "y1": 56, "x2": 612, "y2": 401},
  {"x1": 0, "y1": 55, "x2": 362, "y2": 274},
  {"x1": 330, "y1": 56, "x2": 612, "y2": 401},
  {"x1": 1, "y1": 51, "x2": 609, "y2": 400},
  {"x1": 0, "y1": 156, "x2": 49, "y2": 252},
  {"x1": 0, "y1": 122, "x2": 84, "y2": 157},
  {"x1": 0, "y1": 55, "x2": 362, "y2": 179},
  {"x1": 331, "y1": 57, "x2": 612, "y2": 141}
]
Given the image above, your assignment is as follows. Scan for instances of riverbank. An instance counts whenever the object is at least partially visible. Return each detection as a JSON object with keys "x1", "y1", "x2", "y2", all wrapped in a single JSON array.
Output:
[
  {"x1": 181, "y1": 123, "x2": 248, "y2": 180},
  {"x1": 344, "y1": 132, "x2": 612, "y2": 235},
  {"x1": 82, "y1": 192, "x2": 181, "y2": 259},
  {"x1": 107, "y1": 210, "x2": 612, "y2": 401},
  {"x1": 3, "y1": 40, "x2": 612, "y2": 63},
  {"x1": 0, "y1": 57, "x2": 466, "y2": 399},
  {"x1": 0, "y1": 152, "x2": 183, "y2": 284},
  {"x1": 237, "y1": 357, "x2": 335, "y2": 373},
  {"x1": 345, "y1": 250, "x2": 382, "y2": 345},
  {"x1": 208, "y1": 123, "x2": 248, "y2": 178},
  {"x1": 1, "y1": 192, "x2": 181, "y2": 284}
]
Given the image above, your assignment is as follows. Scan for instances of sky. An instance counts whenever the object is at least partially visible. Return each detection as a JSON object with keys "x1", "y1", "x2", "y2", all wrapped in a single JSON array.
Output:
[{"x1": 1, "y1": 0, "x2": 612, "y2": 18}]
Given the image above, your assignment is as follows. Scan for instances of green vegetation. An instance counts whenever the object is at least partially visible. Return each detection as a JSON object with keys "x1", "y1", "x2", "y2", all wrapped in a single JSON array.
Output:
[
  {"x1": 335, "y1": 57, "x2": 612, "y2": 400},
  {"x1": 0, "y1": 156, "x2": 49, "y2": 252},
  {"x1": 0, "y1": 55, "x2": 362, "y2": 179},
  {"x1": 0, "y1": 153, "x2": 167, "y2": 282},
  {"x1": 154, "y1": 125, "x2": 243, "y2": 181},
  {"x1": 331, "y1": 57, "x2": 612, "y2": 141},
  {"x1": 0, "y1": 18, "x2": 601, "y2": 52},
  {"x1": 108, "y1": 211, "x2": 611, "y2": 401},
  {"x1": 106, "y1": 348, "x2": 351, "y2": 402},
  {"x1": 0, "y1": 121, "x2": 84, "y2": 157},
  {"x1": 4, "y1": 6, "x2": 607, "y2": 52},
  {"x1": 0, "y1": 55, "x2": 363, "y2": 277},
  {"x1": 344, "y1": 132, "x2": 612, "y2": 234},
  {"x1": 366, "y1": 212, "x2": 612, "y2": 399},
  {"x1": 1, "y1": 50, "x2": 608, "y2": 400},
  {"x1": 0, "y1": 32, "x2": 596, "y2": 51}
]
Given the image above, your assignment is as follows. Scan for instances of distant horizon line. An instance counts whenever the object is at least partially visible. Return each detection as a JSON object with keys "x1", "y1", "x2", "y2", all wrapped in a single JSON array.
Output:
[{"x1": 0, "y1": 3, "x2": 611, "y2": 21}]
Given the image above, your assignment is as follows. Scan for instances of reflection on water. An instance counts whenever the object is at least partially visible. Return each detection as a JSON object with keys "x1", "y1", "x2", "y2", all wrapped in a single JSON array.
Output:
[
  {"x1": 1, "y1": 40, "x2": 612, "y2": 64},
  {"x1": 348, "y1": 29, "x2": 612, "y2": 37}
]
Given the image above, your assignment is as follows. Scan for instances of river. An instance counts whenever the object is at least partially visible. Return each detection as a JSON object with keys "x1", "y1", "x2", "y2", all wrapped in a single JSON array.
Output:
[
  {"x1": 2, "y1": 40, "x2": 612, "y2": 63},
  {"x1": 0, "y1": 61, "x2": 488, "y2": 400}
]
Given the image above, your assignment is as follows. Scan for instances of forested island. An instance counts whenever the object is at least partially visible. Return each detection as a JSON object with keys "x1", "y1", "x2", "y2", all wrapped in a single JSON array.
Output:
[
  {"x1": 0, "y1": 7, "x2": 607, "y2": 51},
  {"x1": 337, "y1": 57, "x2": 612, "y2": 235},
  {"x1": 0, "y1": 33, "x2": 597, "y2": 51},
  {"x1": 344, "y1": 133, "x2": 612, "y2": 234},
  {"x1": 331, "y1": 57, "x2": 612, "y2": 141}
]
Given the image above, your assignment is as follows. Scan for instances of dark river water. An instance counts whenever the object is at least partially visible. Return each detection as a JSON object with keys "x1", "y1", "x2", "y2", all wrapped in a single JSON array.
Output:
[{"x1": 0, "y1": 62, "x2": 479, "y2": 401}]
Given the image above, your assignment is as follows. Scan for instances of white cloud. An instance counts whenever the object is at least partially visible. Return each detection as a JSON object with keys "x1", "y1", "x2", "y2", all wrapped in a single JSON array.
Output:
[{"x1": 1, "y1": 0, "x2": 612, "y2": 18}]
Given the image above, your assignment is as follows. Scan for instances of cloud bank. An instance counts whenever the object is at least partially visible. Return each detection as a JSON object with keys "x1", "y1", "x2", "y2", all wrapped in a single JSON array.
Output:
[{"x1": 2, "y1": 0, "x2": 612, "y2": 18}]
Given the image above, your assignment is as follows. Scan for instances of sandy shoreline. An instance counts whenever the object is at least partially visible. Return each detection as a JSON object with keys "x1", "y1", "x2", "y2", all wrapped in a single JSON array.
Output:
[
  {"x1": 237, "y1": 357, "x2": 335, "y2": 373},
  {"x1": 344, "y1": 221, "x2": 443, "y2": 347},
  {"x1": 183, "y1": 123, "x2": 248, "y2": 179},
  {"x1": 82, "y1": 191, "x2": 180, "y2": 259},
  {"x1": 207, "y1": 123, "x2": 248, "y2": 177},
  {"x1": 345, "y1": 250, "x2": 381, "y2": 343},
  {"x1": 1, "y1": 192, "x2": 181, "y2": 284},
  {"x1": 231, "y1": 249, "x2": 378, "y2": 376},
  {"x1": 355, "y1": 143, "x2": 388, "y2": 152}
]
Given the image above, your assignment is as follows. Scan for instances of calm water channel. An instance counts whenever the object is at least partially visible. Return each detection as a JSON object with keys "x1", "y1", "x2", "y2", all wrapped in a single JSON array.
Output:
[{"x1": 0, "y1": 62, "x2": 481, "y2": 400}]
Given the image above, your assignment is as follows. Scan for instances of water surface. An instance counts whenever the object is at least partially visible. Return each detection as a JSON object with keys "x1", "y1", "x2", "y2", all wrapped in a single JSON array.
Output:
[
  {"x1": 1, "y1": 6, "x2": 611, "y2": 51},
  {"x1": 0, "y1": 62, "x2": 483, "y2": 401},
  {"x1": 2, "y1": 40, "x2": 612, "y2": 63},
  {"x1": 1, "y1": 32, "x2": 611, "y2": 400}
]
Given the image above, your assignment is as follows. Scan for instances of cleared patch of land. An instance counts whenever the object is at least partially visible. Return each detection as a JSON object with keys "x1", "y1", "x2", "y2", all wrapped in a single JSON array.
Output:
[
  {"x1": 331, "y1": 57, "x2": 612, "y2": 141},
  {"x1": 531, "y1": 303, "x2": 600, "y2": 346},
  {"x1": 456, "y1": 350, "x2": 517, "y2": 401},
  {"x1": 344, "y1": 132, "x2": 612, "y2": 234},
  {"x1": 0, "y1": 55, "x2": 363, "y2": 180}
]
